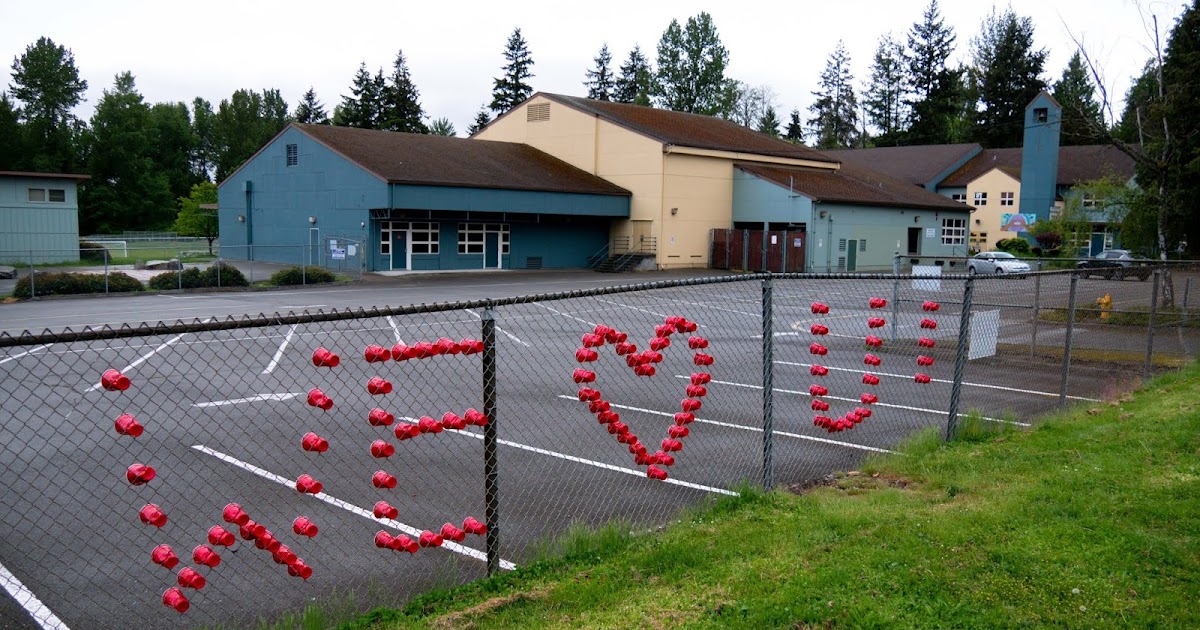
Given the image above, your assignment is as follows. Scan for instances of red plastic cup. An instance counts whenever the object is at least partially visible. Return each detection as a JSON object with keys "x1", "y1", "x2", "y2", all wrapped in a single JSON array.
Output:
[
  {"x1": 923, "y1": 301, "x2": 941, "y2": 312},
  {"x1": 440, "y1": 523, "x2": 466, "y2": 542},
  {"x1": 614, "y1": 342, "x2": 636, "y2": 356},
  {"x1": 177, "y1": 567, "x2": 206, "y2": 590},
  {"x1": 575, "y1": 347, "x2": 599, "y2": 362},
  {"x1": 863, "y1": 374, "x2": 880, "y2": 385},
  {"x1": 809, "y1": 343, "x2": 828, "y2": 356},
  {"x1": 633, "y1": 364, "x2": 656, "y2": 377},
  {"x1": 864, "y1": 354, "x2": 881, "y2": 366},
  {"x1": 811, "y1": 399, "x2": 829, "y2": 411},
  {"x1": 856, "y1": 407, "x2": 873, "y2": 418},
  {"x1": 920, "y1": 318, "x2": 938, "y2": 330},
  {"x1": 682, "y1": 321, "x2": 698, "y2": 333},
  {"x1": 654, "y1": 324, "x2": 674, "y2": 337},
  {"x1": 208, "y1": 525, "x2": 235, "y2": 546},
  {"x1": 311, "y1": 347, "x2": 340, "y2": 367},
  {"x1": 661, "y1": 438, "x2": 683, "y2": 452},
  {"x1": 917, "y1": 355, "x2": 934, "y2": 367},
  {"x1": 690, "y1": 372, "x2": 712, "y2": 385},
  {"x1": 293, "y1": 517, "x2": 318, "y2": 537},
  {"x1": 918, "y1": 337, "x2": 936, "y2": 348},
  {"x1": 417, "y1": 416, "x2": 443, "y2": 433},
  {"x1": 577, "y1": 387, "x2": 601, "y2": 402},
  {"x1": 647, "y1": 351, "x2": 664, "y2": 364},
  {"x1": 288, "y1": 559, "x2": 313, "y2": 579},
  {"x1": 646, "y1": 465, "x2": 668, "y2": 480},
  {"x1": 367, "y1": 377, "x2": 393, "y2": 395},
  {"x1": 127, "y1": 463, "x2": 156, "y2": 486},
  {"x1": 370, "y1": 439, "x2": 395, "y2": 458},
  {"x1": 811, "y1": 302, "x2": 830, "y2": 314},
  {"x1": 460, "y1": 338, "x2": 485, "y2": 355},
  {"x1": 100, "y1": 369, "x2": 131, "y2": 391},
  {"x1": 463, "y1": 516, "x2": 487, "y2": 535},
  {"x1": 813, "y1": 415, "x2": 832, "y2": 428},
  {"x1": 391, "y1": 343, "x2": 414, "y2": 360},
  {"x1": 688, "y1": 336, "x2": 709, "y2": 349},
  {"x1": 394, "y1": 423, "x2": 420, "y2": 440},
  {"x1": 139, "y1": 503, "x2": 167, "y2": 527},
  {"x1": 593, "y1": 324, "x2": 613, "y2": 338},
  {"x1": 915, "y1": 373, "x2": 932, "y2": 384},
  {"x1": 418, "y1": 530, "x2": 443, "y2": 548},
  {"x1": 464, "y1": 408, "x2": 488, "y2": 426},
  {"x1": 861, "y1": 393, "x2": 879, "y2": 405},
  {"x1": 674, "y1": 412, "x2": 694, "y2": 425},
  {"x1": 254, "y1": 532, "x2": 281, "y2": 552},
  {"x1": 686, "y1": 384, "x2": 707, "y2": 398},
  {"x1": 810, "y1": 385, "x2": 828, "y2": 397},
  {"x1": 649, "y1": 337, "x2": 670, "y2": 351},
  {"x1": 634, "y1": 451, "x2": 654, "y2": 465},
  {"x1": 439, "y1": 337, "x2": 463, "y2": 355},
  {"x1": 364, "y1": 344, "x2": 392, "y2": 362},
  {"x1": 374, "y1": 531, "x2": 395, "y2": 548},
  {"x1": 306, "y1": 388, "x2": 332, "y2": 409},
  {"x1": 193, "y1": 544, "x2": 221, "y2": 568},
  {"x1": 629, "y1": 441, "x2": 647, "y2": 456},
  {"x1": 810, "y1": 324, "x2": 829, "y2": 335},
  {"x1": 572, "y1": 368, "x2": 596, "y2": 384},
  {"x1": 693, "y1": 353, "x2": 714, "y2": 366},
  {"x1": 301, "y1": 432, "x2": 330, "y2": 453},
  {"x1": 865, "y1": 335, "x2": 883, "y2": 348},
  {"x1": 295, "y1": 474, "x2": 323, "y2": 494},
  {"x1": 373, "y1": 501, "x2": 399, "y2": 519},
  {"x1": 152, "y1": 544, "x2": 179, "y2": 569},
  {"x1": 589, "y1": 400, "x2": 611, "y2": 414},
  {"x1": 441, "y1": 412, "x2": 467, "y2": 430},
  {"x1": 869, "y1": 297, "x2": 887, "y2": 309},
  {"x1": 617, "y1": 431, "x2": 638, "y2": 445},
  {"x1": 372, "y1": 470, "x2": 398, "y2": 489},
  {"x1": 396, "y1": 534, "x2": 419, "y2": 553},
  {"x1": 368, "y1": 408, "x2": 395, "y2": 426},
  {"x1": 867, "y1": 317, "x2": 886, "y2": 329},
  {"x1": 581, "y1": 333, "x2": 604, "y2": 348},
  {"x1": 681, "y1": 398, "x2": 702, "y2": 412},
  {"x1": 810, "y1": 364, "x2": 829, "y2": 376},
  {"x1": 223, "y1": 503, "x2": 250, "y2": 526},
  {"x1": 668, "y1": 424, "x2": 690, "y2": 439},
  {"x1": 272, "y1": 545, "x2": 297, "y2": 565},
  {"x1": 162, "y1": 587, "x2": 190, "y2": 613},
  {"x1": 113, "y1": 413, "x2": 143, "y2": 437},
  {"x1": 607, "y1": 420, "x2": 628, "y2": 436},
  {"x1": 412, "y1": 342, "x2": 436, "y2": 358},
  {"x1": 239, "y1": 520, "x2": 266, "y2": 540},
  {"x1": 597, "y1": 410, "x2": 620, "y2": 424},
  {"x1": 654, "y1": 451, "x2": 676, "y2": 466}
]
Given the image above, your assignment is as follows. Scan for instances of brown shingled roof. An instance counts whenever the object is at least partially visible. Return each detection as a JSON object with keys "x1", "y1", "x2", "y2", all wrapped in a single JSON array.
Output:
[
  {"x1": 0, "y1": 171, "x2": 90, "y2": 180},
  {"x1": 294, "y1": 124, "x2": 630, "y2": 196},
  {"x1": 738, "y1": 162, "x2": 969, "y2": 211},
  {"x1": 940, "y1": 145, "x2": 1136, "y2": 187},
  {"x1": 822, "y1": 143, "x2": 981, "y2": 186},
  {"x1": 538, "y1": 93, "x2": 838, "y2": 163}
]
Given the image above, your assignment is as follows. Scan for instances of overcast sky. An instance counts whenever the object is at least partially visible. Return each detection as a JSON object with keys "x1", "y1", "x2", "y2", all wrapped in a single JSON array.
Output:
[{"x1": 1, "y1": 0, "x2": 1187, "y2": 137}]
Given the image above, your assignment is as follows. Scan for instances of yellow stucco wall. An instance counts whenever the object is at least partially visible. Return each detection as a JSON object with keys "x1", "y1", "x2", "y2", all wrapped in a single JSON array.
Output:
[
  {"x1": 659, "y1": 152, "x2": 733, "y2": 268},
  {"x1": 965, "y1": 168, "x2": 1022, "y2": 251}
]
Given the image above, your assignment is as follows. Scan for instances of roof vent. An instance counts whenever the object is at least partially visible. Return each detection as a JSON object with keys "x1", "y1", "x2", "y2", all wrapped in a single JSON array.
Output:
[{"x1": 527, "y1": 103, "x2": 550, "y2": 123}]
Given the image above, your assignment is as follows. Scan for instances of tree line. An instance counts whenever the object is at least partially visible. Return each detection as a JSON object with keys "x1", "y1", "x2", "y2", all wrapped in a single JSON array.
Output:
[{"x1": 0, "y1": 1, "x2": 1195, "y2": 253}]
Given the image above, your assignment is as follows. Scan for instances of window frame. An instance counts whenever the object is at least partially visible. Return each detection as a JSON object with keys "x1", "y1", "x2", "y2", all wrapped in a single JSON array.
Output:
[
  {"x1": 409, "y1": 222, "x2": 439, "y2": 255},
  {"x1": 457, "y1": 223, "x2": 510, "y2": 255},
  {"x1": 973, "y1": 191, "x2": 988, "y2": 206},
  {"x1": 1000, "y1": 191, "x2": 1014, "y2": 207},
  {"x1": 27, "y1": 188, "x2": 46, "y2": 202},
  {"x1": 941, "y1": 217, "x2": 967, "y2": 246},
  {"x1": 286, "y1": 143, "x2": 298, "y2": 167}
]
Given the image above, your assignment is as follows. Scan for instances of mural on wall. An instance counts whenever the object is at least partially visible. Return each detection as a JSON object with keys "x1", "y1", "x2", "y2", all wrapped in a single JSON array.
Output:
[{"x1": 1000, "y1": 213, "x2": 1038, "y2": 232}]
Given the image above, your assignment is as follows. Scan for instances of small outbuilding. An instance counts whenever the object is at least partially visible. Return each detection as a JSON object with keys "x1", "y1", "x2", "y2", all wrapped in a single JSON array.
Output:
[{"x1": 0, "y1": 171, "x2": 88, "y2": 263}]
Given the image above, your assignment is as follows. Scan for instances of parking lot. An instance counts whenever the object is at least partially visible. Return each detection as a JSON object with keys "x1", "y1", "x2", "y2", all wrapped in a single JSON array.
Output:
[{"x1": 0, "y1": 269, "x2": 1193, "y2": 629}]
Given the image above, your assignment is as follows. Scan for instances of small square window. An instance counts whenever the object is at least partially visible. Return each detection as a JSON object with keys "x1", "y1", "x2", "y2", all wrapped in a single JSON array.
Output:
[
  {"x1": 974, "y1": 192, "x2": 988, "y2": 206},
  {"x1": 1034, "y1": 108, "x2": 1048, "y2": 123},
  {"x1": 28, "y1": 188, "x2": 46, "y2": 202},
  {"x1": 48, "y1": 189, "x2": 65, "y2": 202},
  {"x1": 286, "y1": 144, "x2": 298, "y2": 167},
  {"x1": 1000, "y1": 192, "x2": 1014, "y2": 207}
]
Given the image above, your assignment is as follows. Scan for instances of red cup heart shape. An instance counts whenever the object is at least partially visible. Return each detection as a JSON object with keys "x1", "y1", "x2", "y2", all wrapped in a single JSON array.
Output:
[{"x1": 570, "y1": 316, "x2": 713, "y2": 481}]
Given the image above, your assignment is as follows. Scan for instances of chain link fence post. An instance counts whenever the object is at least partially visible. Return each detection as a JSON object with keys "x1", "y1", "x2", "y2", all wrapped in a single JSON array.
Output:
[
  {"x1": 481, "y1": 304, "x2": 500, "y2": 576},
  {"x1": 761, "y1": 275, "x2": 774, "y2": 491},
  {"x1": 1059, "y1": 274, "x2": 1079, "y2": 407},
  {"x1": 946, "y1": 273, "x2": 974, "y2": 440},
  {"x1": 1145, "y1": 269, "x2": 1161, "y2": 378}
]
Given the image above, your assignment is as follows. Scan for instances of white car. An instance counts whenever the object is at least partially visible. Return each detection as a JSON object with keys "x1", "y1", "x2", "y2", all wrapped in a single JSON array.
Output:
[{"x1": 967, "y1": 251, "x2": 1031, "y2": 276}]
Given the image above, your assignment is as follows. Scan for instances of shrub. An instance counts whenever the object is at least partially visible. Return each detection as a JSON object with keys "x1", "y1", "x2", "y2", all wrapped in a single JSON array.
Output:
[
  {"x1": 148, "y1": 267, "x2": 204, "y2": 290},
  {"x1": 995, "y1": 238, "x2": 1032, "y2": 255},
  {"x1": 12, "y1": 271, "x2": 144, "y2": 298},
  {"x1": 202, "y1": 261, "x2": 249, "y2": 287},
  {"x1": 269, "y1": 266, "x2": 338, "y2": 286},
  {"x1": 79, "y1": 241, "x2": 110, "y2": 263}
]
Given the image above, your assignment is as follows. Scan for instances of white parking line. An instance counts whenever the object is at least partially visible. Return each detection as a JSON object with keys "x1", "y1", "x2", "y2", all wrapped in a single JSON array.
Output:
[
  {"x1": 773, "y1": 360, "x2": 1100, "y2": 402},
  {"x1": 555, "y1": 395, "x2": 895, "y2": 454},
  {"x1": 671, "y1": 299, "x2": 758, "y2": 318},
  {"x1": 444, "y1": 425, "x2": 739, "y2": 495},
  {"x1": 0, "y1": 344, "x2": 51, "y2": 366},
  {"x1": 0, "y1": 560, "x2": 69, "y2": 630},
  {"x1": 594, "y1": 298, "x2": 669, "y2": 319},
  {"x1": 680, "y1": 377, "x2": 1030, "y2": 427},
  {"x1": 192, "y1": 445, "x2": 516, "y2": 570},
  {"x1": 261, "y1": 324, "x2": 297, "y2": 374},
  {"x1": 84, "y1": 327, "x2": 196, "y2": 392},
  {"x1": 534, "y1": 302, "x2": 597, "y2": 327},
  {"x1": 193, "y1": 393, "x2": 303, "y2": 408},
  {"x1": 385, "y1": 316, "x2": 404, "y2": 344},
  {"x1": 465, "y1": 310, "x2": 529, "y2": 347}
]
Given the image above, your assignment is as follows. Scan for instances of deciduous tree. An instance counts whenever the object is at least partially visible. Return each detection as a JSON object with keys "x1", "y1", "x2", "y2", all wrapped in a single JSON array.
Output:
[
  {"x1": 654, "y1": 12, "x2": 734, "y2": 115},
  {"x1": 173, "y1": 181, "x2": 219, "y2": 254},
  {"x1": 9, "y1": 37, "x2": 88, "y2": 172},
  {"x1": 212, "y1": 88, "x2": 291, "y2": 181}
]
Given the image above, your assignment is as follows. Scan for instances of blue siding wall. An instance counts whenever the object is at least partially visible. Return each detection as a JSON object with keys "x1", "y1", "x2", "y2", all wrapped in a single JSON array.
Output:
[
  {"x1": 808, "y1": 203, "x2": 971, "y2": 272},
  {"x1": 392, "y1": 185, "x2": 627, "y2": 217},
  {"x1": 732, "y1": 169, "x2": 814, "y2": 224},
  {"x1": 0, "y1": 176, "x2": 82, "y2": 263},
  {"x1": 218, "y1": 127, "x2": 386, "y2": 264},
  {"x1": 1018, "y1": 93, "x2": 1062, "y2": 221}
]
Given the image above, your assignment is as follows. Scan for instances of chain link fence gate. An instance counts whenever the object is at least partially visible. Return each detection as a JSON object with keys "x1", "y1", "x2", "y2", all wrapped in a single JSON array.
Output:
[{"x1": 0, "y1": 268, "x2": 1197, "y2": 629}]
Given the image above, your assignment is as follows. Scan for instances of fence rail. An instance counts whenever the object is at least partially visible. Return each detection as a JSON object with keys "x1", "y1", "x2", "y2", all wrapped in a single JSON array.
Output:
[{"x1": 0, "y1": 266, "x2": 1197, "y2": 629}]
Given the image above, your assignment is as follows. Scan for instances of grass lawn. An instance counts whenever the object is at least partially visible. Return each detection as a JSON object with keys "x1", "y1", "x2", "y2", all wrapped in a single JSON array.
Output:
[{"x1": 336, "y1": 361, "x2": 1200, "y2": 629}]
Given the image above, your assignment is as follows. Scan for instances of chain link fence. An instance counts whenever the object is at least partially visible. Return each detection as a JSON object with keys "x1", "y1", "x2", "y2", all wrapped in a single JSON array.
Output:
[{"x1": 0, "y1": 267, "x2": 1196, "y2": 629}]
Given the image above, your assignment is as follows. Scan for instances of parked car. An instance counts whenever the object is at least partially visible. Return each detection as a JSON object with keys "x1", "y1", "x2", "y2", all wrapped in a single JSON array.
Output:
[
  {"x1": 1076, "y1": 249, "x2": 1151, "y2": 280},
  {"x1": 967, "y1": 251, "x2": 1032, "y2": 276}
]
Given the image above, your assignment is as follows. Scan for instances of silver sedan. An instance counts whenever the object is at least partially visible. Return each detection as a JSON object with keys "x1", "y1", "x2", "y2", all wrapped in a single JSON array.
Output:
[{"x1": 967, "y1": 251, "x2": 1032, "y2": 276}]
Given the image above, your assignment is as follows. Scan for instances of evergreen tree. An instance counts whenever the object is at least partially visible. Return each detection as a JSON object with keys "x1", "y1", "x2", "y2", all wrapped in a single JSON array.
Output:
[
  {"x1": 757, "y1": 106, "x2": 782, "y2": 137},
  {"x1": 148, "y1": 101, "x2": 200, "y2": 201},
  {"x1": 1053, "y1": 52, "x2": 1105, "y2": 145},
  {"x1": 784, "y1": 108, "x2": 805, "y2": 144},
  {"x1": 864, "y1": 33, "x2": 908, "y2": 145},
  {"x1": 81, "y1": 72, "x2": 173, "y2": 232},
  {"x1": 428, "y1": 117, "x2": 456, "y2": 136},
  {"x1": 970, "y1": 7, "x2": 1048, "y2": 148},
  {"x1": 334, "y1": 62, "x2": 381, "y2": 128},
  {"x1": 584, "y1": 44, "x2": 615, "y2": 101},
  {"x1": 654, "y1": 12, "x2": 734, "y2": 115},
  {"x1": 294, "y1": 87, "x2": 329, "y2": 124},
  {"x1": 808, "y1": 41, "x2": 859, "y2": 149},
  {"x1": 467, "y1": 105, "x2": 492, "y2": 135},
  {"x1": 1159, "y1": 0, "x2": 1200, "y2": 256},
  {"x1": 0, "y1": 92, "x2": 26, "y2": 170},
  {"x1": 380, "y1": 50, "x2": 426, "y2": 133},
  {"x1": 614, "y1": 45, "x2": 654, "y2": 106},
  {"x1": 905, "y1": 0, "x2": 965, "y2": 144},
  {"x1": 490, "y1": 28, "x2": 535, "y2": 114},
  {"x1": 190, "y1": 97, "x2": 216, "y2": 180},
  {"x1": 9, "y1": 37, "x2": 88, "y2": 172}
]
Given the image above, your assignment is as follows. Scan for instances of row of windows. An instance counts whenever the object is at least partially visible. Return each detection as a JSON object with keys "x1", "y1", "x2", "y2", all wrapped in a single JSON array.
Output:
[
  {"x1": 28, "y1": 188, "x2": 66, "y2": 203},
  {"x1": 942, "y1": 218, "x2": 967, "y2": 245},
  {"x1": 966, "y1": 191, "x2": 1015, "y2": 207},
  {"x1": 379, "y1": 222, "x2": 510, "y2": 256}
]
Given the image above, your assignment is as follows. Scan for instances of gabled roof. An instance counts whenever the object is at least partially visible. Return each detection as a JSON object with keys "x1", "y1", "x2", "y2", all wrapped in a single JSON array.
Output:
[
  {"x1": 738, "y1": 161, "x2": 970, "y2": 212},
  {"x1": 822, "y1": 143, "x2": 982, "y2": 188},
  {"x1": 0, "y1": 171, "x2": 90, "y2": 181},
  {"x1": 245, "y1": 124, "x2": 630, "y2": 197},
  {"x1": 536, "y1": 93, "x2": 838, "y2": 164},
  {"x1": 940, "y1": 145, "x2": 1136, "y2": 188}
]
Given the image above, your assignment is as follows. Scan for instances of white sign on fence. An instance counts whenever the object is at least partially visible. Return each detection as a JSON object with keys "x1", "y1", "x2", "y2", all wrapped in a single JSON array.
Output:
[
  {"x1": 969, "y1": 309, "x2": 1001, "y2": 360},
  {"x1": 911, "y1": 265, "x2": 942, "y2": 291},
  {"x1": 330, "y1": 247, "x2": 346, "y2": 260}
]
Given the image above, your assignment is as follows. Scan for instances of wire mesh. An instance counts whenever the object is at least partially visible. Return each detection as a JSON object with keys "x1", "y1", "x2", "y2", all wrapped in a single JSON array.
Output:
[{"x1": 0, "y1": 267, "x2": 1196, "y2": 628}]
